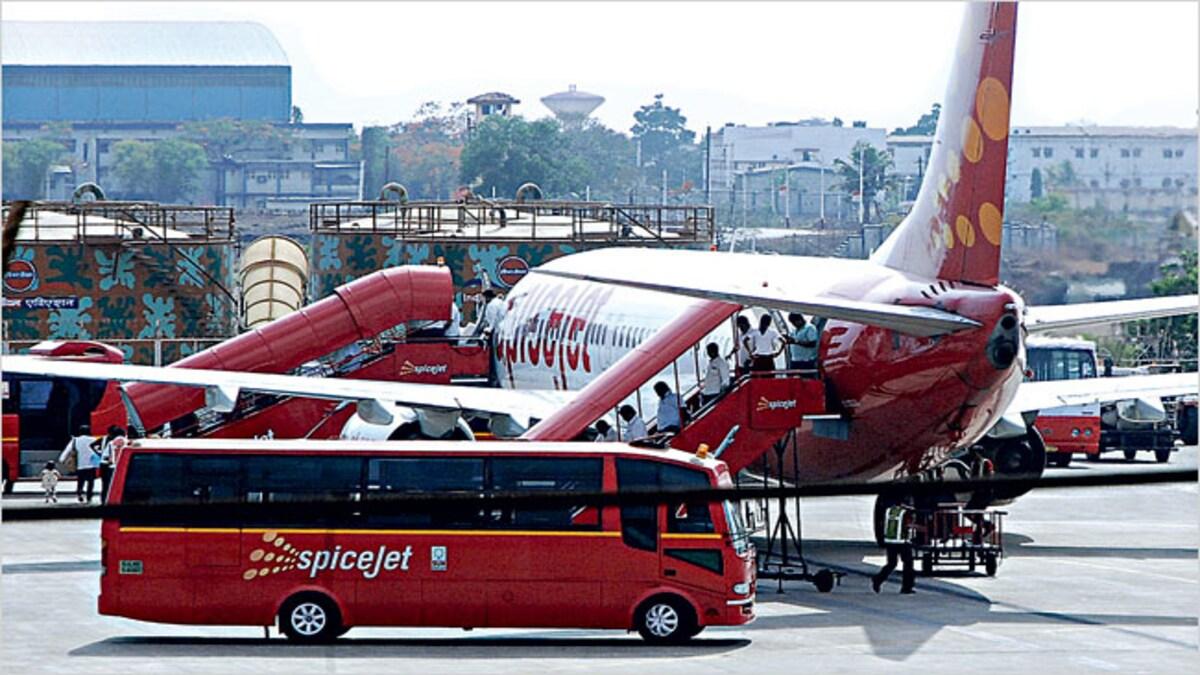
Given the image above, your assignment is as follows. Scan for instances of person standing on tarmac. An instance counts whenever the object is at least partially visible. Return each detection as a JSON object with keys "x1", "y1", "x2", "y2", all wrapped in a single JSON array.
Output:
[
  {"x1": 58, "y1": 425, "x2": 101, "y2": 503},
  {"x1": 872, "y1": 498, "x2": 917, "y2": 594}
]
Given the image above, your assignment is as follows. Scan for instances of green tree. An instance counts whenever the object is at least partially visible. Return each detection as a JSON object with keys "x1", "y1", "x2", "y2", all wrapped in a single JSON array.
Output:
[
  {"x1": 562, "y1": 120, "x2": 637, "y2": 200},
  {"x1": 180, "y1": 118, "x2": 291, "y2": 162},
  {"x1": 388, "y1": 101, "x2": 468, "y2": 199},
  {"x1": 1030, "y1": 167, "x2": 1044, "y2": 199},
  {"x1": 460, "y1": 115, "x2": 585, "y2": 198},
  {"x1": 1141, "y1": 248, "x2": 1198, "y2": 362},
  {"x1": 111, "y1": 141, "x2": 157, "y2": 200},
  {"x1": 2, "y1": 139, "x2": 68, "y2": 199},
  {"x1": 833, "y1": 140, "x2": 896, "y2": 223},
  {"x1": 110, "y1": 139, "x2": 207, "y2": 202},
  {"x1": 631, "y1": 94, "x2": 700, "y2": 197},
  {"x1": 892, "y1": 102, "x2": 941, "y2": 136}
]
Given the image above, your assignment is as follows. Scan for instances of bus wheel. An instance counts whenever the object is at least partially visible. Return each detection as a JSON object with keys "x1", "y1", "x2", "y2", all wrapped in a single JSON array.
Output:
[
  {"x1": 1, "y1": 463, "x2": 12, "y2": 495},
  {"x1": 636, "y1": 596, "x2": 696, "y2": 644},
  {"x1": 1155, "y1": 448, "x2": 1171, "y2": 463},
  {"x1": 985, "y1": 554, "x2": 998, "y2": 577},
  {"x1": 280, "y1": 593, "x2": 342, "y2": 643},
  {"x1": 1122, "y1": 448, "x2": 1137, "y2": 461}
]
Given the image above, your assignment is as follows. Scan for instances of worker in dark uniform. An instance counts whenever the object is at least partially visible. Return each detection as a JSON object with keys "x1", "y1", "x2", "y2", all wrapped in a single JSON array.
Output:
[{"x1": 872, "y1": 499, "x2": 916, "y2": 594}]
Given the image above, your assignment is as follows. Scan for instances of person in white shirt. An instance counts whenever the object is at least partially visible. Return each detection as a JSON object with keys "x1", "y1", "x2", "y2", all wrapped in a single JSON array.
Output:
[
  {"x1": 619, "y1": 405, "x2": 648, "y2": 441},
  {"x1": 744, "y1": 314, "x2": 784, "y2": 372},
  {"x1": 593, "y1": 419, "x2": 618, "y2": 442},
  {"x1": 653, "y1": 382, "x2": 683, "y2": 434},
  {"x1": 444, "y1": 299, "x2": 462, "y2": 338},
  {"x1": 732, "y1": 315, "x2": 753, "y2": 376},
  {"x1": 59, "y1": 425, "x2": 101, "y2": 503},
  {"x1": 480, "y1": 290, "x2": 507, "y2": 336},
  {"x1": 701, "y1": 342, "x2": 731, "y2": 406},
  {"x1": 98, "y1": 426, "x2": 128, "y2": 504}
]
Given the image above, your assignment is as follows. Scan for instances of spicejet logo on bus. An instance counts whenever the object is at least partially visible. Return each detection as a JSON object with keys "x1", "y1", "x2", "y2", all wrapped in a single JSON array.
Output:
[
  {"x1": 243, "y1": 531, "x2": 414, "y2": 581},
  {"x1": 399, "y1": 361, "x2": 449, "y2": 377},
  {"x1": 756, "y1": 397, "x2": 798, "y2": 412}
]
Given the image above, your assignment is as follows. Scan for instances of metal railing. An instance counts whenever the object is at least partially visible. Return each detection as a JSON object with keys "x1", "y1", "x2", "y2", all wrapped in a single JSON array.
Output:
[
  {"x1": 310, "y1": 199, "x2": 715, "y2": 244},
  {"x1": 2, "y1": 201, "x2": 236, "y2": 244}
]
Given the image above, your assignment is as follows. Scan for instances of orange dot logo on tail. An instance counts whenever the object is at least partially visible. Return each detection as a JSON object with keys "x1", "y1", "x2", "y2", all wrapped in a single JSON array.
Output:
[
  {"x1": 975, "y1": 77, "x2": 1010, "y2": 142},
  {"x1": 961, "y1": 117, "x2": 984, "y2": 164},
  {"x1": 979, "y1": 202, "x2": 1003, "y2": 246},
  {"x1": 955, "y1": 215, "x2": 977, "y2": 247}
]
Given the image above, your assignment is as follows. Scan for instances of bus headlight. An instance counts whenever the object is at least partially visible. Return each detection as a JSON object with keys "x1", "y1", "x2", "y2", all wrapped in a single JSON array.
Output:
[
  {"x1": 733, "y1": 582, "x2": 751, "y2": 595},
  {"x1": 1071, "y1": 428, "x2": 1081, "y2": 437},
  {"x1": 1083, "y1": 428, "x2": 1093, "y2": 437}
]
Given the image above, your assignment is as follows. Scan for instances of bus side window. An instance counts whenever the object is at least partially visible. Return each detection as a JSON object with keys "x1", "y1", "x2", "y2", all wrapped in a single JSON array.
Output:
[
  {"x1": 241, "y1": 455, "x2": 363, "y2": 527},
  {"x1": 616, "y1": 459, "x2": 659, "y2": 552},
  {"x1": 490, "y1": 457, "x2": 602, "y2": 530},
  {"x1": 121, "y1": 453, "x2": 188, "y2": 525},
  {"x1": 365, "y1": 457, "x2": 484, "y2": 529}
]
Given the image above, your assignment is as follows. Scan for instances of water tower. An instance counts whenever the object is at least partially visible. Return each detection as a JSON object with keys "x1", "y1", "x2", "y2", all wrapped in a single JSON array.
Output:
[{"x1": 541, "y1": 85, "x2": 604, "y2": 126}]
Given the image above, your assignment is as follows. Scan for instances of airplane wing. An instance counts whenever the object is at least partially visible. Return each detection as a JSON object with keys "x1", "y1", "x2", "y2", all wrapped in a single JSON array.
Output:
[
  {"x1": 1025, "y1": 295, "x2": 1197, "y2": 334},
  {"x1": 1009, "y1": 372, "x2": 1197, "y2": 416},
  {"x1": 533, "y1": 248, "x2": 980, "y2": 338},
  {"x1": 1, "y1": 355, "x2": 573, "y2": 425}
]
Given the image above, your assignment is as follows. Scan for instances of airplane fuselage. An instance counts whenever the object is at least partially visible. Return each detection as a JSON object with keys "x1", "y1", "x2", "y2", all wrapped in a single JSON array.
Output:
[{"x1": 493, "y1": 258, "x2": 1026, "y2": 483}]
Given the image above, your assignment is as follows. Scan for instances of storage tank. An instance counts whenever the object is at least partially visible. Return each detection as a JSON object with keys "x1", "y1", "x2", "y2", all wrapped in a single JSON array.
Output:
[{"x1": 241, "y1": 236, "x2": 308, "y2": 328}]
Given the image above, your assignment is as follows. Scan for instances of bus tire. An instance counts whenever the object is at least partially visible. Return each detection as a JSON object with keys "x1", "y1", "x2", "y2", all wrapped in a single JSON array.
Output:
[
  {"x1": 985, "y1": 554, "x2": 998, "y2": 577},
  {"x1": 635, "y1": 595, "x2": 696, "y2": 644},
  {"x1": 279, "y1": 593, "x2": 342, "y2": 643},
  {"x1": 1, "y1": 462, "x2": 12, "y2": 495},
  {"x1": 1122, "y1": 448, "x2": 1137, "y2": 461},
  {"x1": 1155, "y1": 448, "x2": 1171, "y2": 463}
]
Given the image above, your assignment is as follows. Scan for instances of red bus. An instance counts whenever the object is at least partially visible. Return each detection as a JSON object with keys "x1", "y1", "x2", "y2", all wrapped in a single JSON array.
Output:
[{"x1": 101, "y1": 439, "x2": 756, "y2": 643}]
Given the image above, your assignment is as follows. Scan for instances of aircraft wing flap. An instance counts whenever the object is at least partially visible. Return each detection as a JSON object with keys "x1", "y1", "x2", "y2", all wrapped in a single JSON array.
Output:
[
  {"x1": 1026, "y1": 295, "x2": 1197, "y2": 334},
  {"x1": 534, "y1": 248, "x2": 979, "y2": 337},
  {"x1": 2, "y1": 356, "x2": 574, "y2": 422},
  {"x1": 1008, "y1": 373, "x2": 1197, "y2": 416}
]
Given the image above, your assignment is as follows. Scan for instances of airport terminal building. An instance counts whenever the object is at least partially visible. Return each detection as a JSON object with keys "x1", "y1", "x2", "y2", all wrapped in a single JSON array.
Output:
[{"x1": 1, "y1": 21, "x2": 361, "y2": 208}]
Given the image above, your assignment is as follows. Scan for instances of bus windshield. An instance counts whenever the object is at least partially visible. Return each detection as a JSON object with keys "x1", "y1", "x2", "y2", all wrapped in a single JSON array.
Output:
[
  {"x1": 723, "y1": 500, "x2": 751, "y2": 555},
  {"x1": 1027, "y1": 347, "x2": 1097, "y2": 381}
]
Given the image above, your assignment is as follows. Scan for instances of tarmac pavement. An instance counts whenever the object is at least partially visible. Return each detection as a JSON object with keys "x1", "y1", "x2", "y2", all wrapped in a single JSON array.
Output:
[{"x1": 2, "y1": 447, "x2": 1196, "y2": 674}]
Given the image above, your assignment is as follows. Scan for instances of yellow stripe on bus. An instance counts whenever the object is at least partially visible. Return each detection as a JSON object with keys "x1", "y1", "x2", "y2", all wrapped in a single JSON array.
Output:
[
  {"x1": 661, "y1": 533, "x2": 722, "y2": 540},
  {"x1": 120, "y1": 527, "x2": 622, "y2": 538},
  {"x1": 1, "y1": 437, "x2": 18, "y2": 443}
]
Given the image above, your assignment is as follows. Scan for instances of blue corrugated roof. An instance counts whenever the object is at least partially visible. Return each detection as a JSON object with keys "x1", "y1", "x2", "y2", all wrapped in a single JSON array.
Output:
[{"x1": 1, "y1": 21, "x2": 289, "y2": 67}]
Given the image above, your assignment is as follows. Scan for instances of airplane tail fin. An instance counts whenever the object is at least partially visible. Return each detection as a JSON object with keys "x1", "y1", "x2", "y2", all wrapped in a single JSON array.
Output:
[{"x1": 871, "y1": 2, "x2": 1017, "y2": 286}]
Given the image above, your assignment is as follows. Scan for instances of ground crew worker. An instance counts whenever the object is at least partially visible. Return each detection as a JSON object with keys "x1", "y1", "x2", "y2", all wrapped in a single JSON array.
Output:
[
  {"x1": 872, "y1": 499, "x2": 917, "y2": 594},
  {"x1": 745, "y1": 314, "x2": 784, "y2": 372}
]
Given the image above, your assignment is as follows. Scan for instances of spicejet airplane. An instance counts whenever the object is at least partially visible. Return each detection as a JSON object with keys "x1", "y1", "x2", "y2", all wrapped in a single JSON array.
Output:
[{"x1": 5, "y1": 3, "x2": 1196, "y2": 491}]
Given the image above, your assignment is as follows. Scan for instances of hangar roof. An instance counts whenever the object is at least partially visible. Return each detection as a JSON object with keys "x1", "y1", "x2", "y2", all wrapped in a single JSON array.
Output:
[{"x1": 1, "y1": 21, "x2": 289, "y2": 67}]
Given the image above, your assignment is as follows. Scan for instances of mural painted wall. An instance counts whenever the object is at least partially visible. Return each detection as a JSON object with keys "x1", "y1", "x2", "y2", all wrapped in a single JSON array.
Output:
[
  {"x1": 309, "y1": 235, "x2": 589, "y2": 323},
  {"x1": 2, "y1": 241, "x2": 236, "y2": 364}
]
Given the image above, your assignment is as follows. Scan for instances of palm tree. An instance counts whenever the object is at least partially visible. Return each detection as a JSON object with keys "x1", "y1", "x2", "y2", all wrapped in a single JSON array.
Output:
[{"x1": 833, "y1": 141, "x2": 897, "y2": 223}]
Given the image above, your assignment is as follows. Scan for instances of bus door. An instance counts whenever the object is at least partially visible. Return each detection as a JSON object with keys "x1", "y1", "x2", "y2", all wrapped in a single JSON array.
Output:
[
  {"x1": 658, "y1": 466, "x2": 725, "y2": 595},
  {"x1": 484, "y1": 457, "x2": 607, "y2": 628}
]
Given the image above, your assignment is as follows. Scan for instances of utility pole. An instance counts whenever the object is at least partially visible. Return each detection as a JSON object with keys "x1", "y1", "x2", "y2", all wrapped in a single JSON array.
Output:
[
  {"x1": 661, "y1": 169, "x2": 667, "y2": 205},
  {"x1": 858, "y1": 146, "x2": 866, "y2": 225},
  {"x1": 783, "y1": 166, "x2": 791, "y2": 227},
  {"x1": 704, "y1": 125, "x2": 712, "y2": 204},
  {"x1": 819, "y1": 154, "x2": 825, "y2": 224}
]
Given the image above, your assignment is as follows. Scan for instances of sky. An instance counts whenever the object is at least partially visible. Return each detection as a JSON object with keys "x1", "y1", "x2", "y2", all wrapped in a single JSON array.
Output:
[{"x1": 3, "y1": 1, "x2": 1197, "y2": 133}]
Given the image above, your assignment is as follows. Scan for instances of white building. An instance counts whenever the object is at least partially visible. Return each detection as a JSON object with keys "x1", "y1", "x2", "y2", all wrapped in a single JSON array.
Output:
[
  {"x1": 1005, "y1": 126, "x2": 1197, "y2": 210},
  {"x1": 709, "y1": 121, "x2": 888, "y2": 200}
]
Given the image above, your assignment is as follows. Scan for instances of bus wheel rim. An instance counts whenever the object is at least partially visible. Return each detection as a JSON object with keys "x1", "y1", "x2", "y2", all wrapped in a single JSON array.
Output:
[
  {"x1": 646, "y1": 604, "x2": 679, "y2": 637},
  {"x1": 292, "y1": 603, "x2": 326, "y2": 635}
]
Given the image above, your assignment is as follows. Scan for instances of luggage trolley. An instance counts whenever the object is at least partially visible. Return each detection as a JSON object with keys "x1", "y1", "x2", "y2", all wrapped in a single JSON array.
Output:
[{"x1": 913, "y1": 503, "x2": 1006, "y2": 577}]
